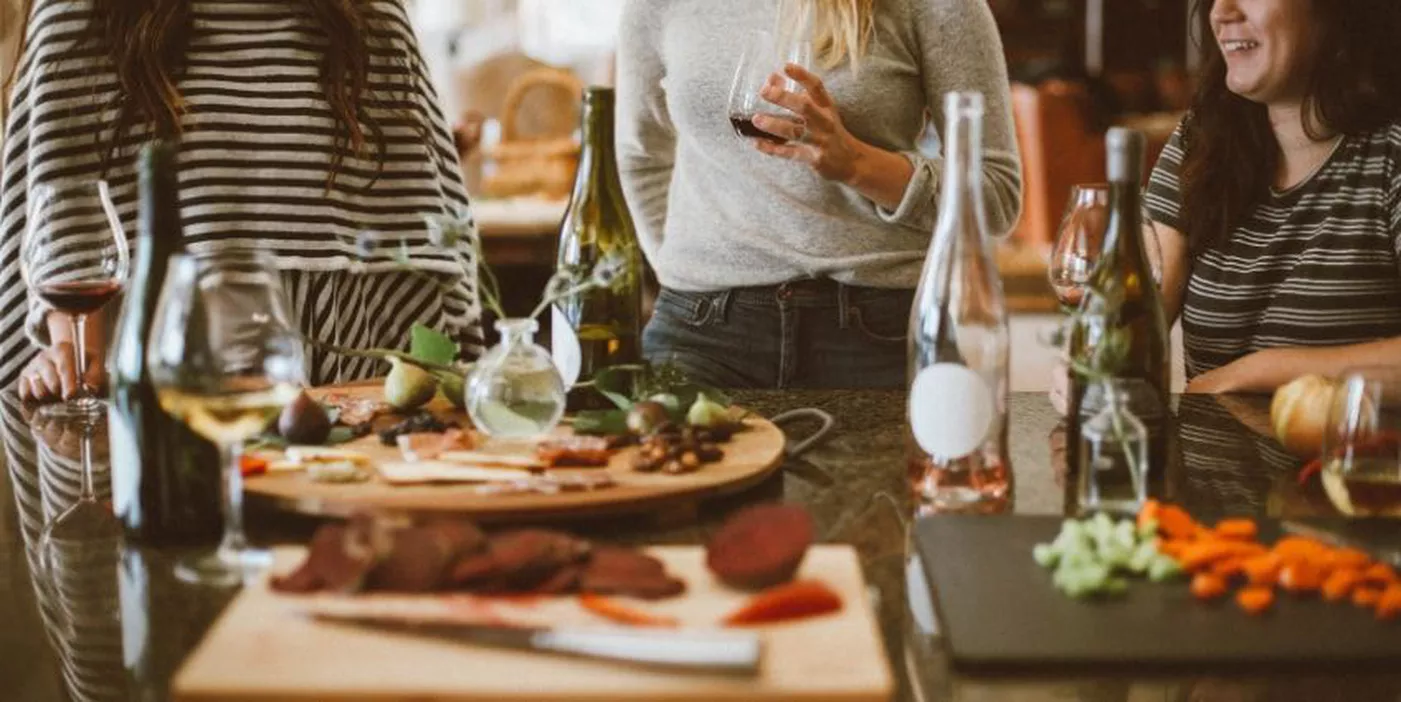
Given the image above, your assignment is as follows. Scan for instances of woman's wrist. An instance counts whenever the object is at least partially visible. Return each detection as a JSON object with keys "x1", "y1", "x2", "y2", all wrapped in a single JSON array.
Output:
[{"x1": 842, "y1": 140, "x2": 914, "y2": 211}]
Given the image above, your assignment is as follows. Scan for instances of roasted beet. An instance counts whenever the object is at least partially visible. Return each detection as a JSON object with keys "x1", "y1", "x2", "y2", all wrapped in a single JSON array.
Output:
[{"x1": 706, "y1": 504, "x2": 815, "y2": 590}]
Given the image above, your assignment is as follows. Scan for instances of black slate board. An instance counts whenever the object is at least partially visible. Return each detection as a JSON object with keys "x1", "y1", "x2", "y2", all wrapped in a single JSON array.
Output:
[{"x1": 914, "y1": 515, "x2": 1401, "y2": 667}]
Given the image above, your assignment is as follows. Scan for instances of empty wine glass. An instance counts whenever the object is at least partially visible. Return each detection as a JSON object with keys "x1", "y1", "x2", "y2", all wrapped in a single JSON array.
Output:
[
  {"x1": 22, "y1": 181, "x2": 131, "y2": 417},
  {"x1": 726, "y1": 26, "x2": 813, "y2": 144},
  {"x1": 147, "y1": 251, "x2": 304, "y2": 586},
  {"x1": 1320, "y1": 368, "x2": 1401, "y2": 517},
  {"x1": 1048, "y1": 184, "x2": 1164, "y2": 310}
]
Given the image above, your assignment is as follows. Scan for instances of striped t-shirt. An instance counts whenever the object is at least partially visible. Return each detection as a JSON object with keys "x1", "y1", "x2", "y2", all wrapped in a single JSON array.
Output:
[
  {"x1": 0, "y1": 0, "x2": 482, "y2": 385},
  {"x1": 1146, "y1": 121, "x2": 1401, "y2": 378}
]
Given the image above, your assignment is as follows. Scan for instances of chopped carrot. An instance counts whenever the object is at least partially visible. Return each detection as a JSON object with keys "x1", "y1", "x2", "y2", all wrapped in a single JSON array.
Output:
[
  {"x1": 1377, "y1": 587, "x2": 1401, "y2": 621},
  {"x1": 1181, "y1": 541, "x2": 1240, "y2": 572},
  {"x1": 1353, "y1": 587, "x2": 1384, "y2": 609},
  {"x1": 1321, "y1": 570, "x2": 1363, "y2": 602},
  {"x1": 579, "y1": 594, "x2": 680, "y2": 628},
  {"x1": 1279, "y1": 561, "x2": 1325, "y2": 594},
  {"x1": 722, "y1": 581, "x2": 843, "y2": 627},
  {"x1": 1191, "y1": 572, "x2": 1228, "y2": 600},
  {"x1": 1360, "y1": 563, "x2": 1399, "y2": 587},
  {"x1": 1272, "y1": 536, "x2": 1329, "y2": 562},
  {"x1": 1328, "y1": 548, "x2": 1373, "y2": 571},
  {"x1": 1211, "y1": 557, "x2": 1248, "y2": 580},
  {"x1": 1241, "y1": 554, "x2": 1283, "y2": 587},
  {"x1": 1157, "y1": 505, "x2": 1199, "y2": 541},
  {"x1": 1213, "y1": 518, "x2": 1258, "y2": 541},
  {"x1": 1159, "y1": 541, "x2": 1189, "y2": 560},
  {"x1": 1137, "y1": 500, "x2": 1162, "y2": 531},
  {"x1": 1236, "y1": 586, "x2": 1275, "y2": 615}
]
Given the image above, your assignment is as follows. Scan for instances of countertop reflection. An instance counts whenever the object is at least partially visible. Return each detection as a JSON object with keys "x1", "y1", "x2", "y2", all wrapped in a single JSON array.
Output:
[{"x1": 0, "y1": 388, "x2": 1396, "y2": 702}]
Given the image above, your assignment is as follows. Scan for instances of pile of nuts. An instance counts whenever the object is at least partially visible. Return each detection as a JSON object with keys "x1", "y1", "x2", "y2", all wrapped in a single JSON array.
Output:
[{"x1": 631, "y1": 424, "x2": 730, "y2": 475}]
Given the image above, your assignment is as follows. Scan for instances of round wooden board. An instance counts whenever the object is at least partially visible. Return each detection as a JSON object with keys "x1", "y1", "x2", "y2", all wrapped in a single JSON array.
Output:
[{"x1": 244, "y1": 382, "x2": 787, "y2": 523}]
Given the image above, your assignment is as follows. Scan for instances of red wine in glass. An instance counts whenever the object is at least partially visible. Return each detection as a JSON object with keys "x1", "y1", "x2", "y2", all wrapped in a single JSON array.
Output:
[
  {"x1": 36, "y1": 280, "x2": 123, "y2": 315},
  {"x1": 729, "y1": 114, "x2": 786, "y2": 144}
]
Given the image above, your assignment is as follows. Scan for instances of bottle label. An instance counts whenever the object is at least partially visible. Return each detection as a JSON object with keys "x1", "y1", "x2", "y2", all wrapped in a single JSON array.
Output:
[
  {"x1": 551, "y1": 305, "x2": 583, "y2": 388},
  {"x1": 909, "y1": 363, "x2": 994, "y2": 460}
]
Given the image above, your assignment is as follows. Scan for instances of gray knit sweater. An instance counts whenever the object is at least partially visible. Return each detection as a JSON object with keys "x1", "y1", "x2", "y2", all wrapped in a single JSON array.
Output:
[{"x1": 615, "y1": 0, "x2": 1022, "y2": 291}]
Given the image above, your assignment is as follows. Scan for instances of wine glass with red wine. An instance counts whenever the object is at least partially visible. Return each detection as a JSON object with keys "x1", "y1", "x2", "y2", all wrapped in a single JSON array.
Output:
[
  {"x1": 22, "y1": 181, "x2": 131, "y2": 417},
  {"x1": 727, "y1": 28, "x2": 814, "y2": 144}
]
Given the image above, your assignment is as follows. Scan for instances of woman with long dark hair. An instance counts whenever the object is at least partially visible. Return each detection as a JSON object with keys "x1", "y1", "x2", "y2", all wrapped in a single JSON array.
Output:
[
  {"x1": 1146, "y1": 0, "x2": 1401, "y2": 393},
  {"x1": 2, "y1": 0, "x2": 482, "y2": 400}
]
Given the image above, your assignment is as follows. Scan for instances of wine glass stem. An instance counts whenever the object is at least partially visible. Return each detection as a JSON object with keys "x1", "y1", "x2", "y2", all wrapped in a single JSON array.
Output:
[
  {"x1": 70, "y1": 313, "x2": 89, "y2": 400},
  {"x1": 78, "y1": 426, "x2": 94, "y2": 501},
  {"x1": 218, "y1": 442, "x2": 249, "y2": 555}
]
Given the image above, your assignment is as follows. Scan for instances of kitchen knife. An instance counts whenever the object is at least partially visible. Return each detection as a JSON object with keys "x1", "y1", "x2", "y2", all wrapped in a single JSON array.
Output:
[
  {"x1": 311, "y1": 612, "x2": 763, "y2": 676},
  {"x1": 1280, "y1": 521, "x2": 1401, "y2": 568}
]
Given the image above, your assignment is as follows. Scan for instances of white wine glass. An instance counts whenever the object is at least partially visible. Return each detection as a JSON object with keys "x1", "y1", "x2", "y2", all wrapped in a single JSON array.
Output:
[
  {"x1": 726, "y1": 28, "x2": 814, "y2": 143},
  {"x1": 22, "y1": 181, "x2": 131, "y2": 417},
  {"x1": 1320, "y1": 368, "x2": 1401, "y2": 517},
  {"x1": 147, "y1": 251, "x2": 304, "y2": 586},
  {"x1": 1048, "y1": 184, "x2": 1164, "y2": 309}
]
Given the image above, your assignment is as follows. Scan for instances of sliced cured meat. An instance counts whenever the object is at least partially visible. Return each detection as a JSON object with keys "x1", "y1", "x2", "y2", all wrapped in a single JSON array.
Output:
[
  {"x1": 365, "y1": 520, "x2": 487, "y2": 592},
  {"x1": 450, "y1": 529, "x2": 591, "y2": 593},
  {"x1": 580, "y1": 547, "x2": 686, "y2": 600},
  {"x1": 321, "y1": 393, "x2": 392, "y2": 428},
  {"x1": 536, "y1": 436, "x2": 615, "y2": 467},
  {"x1": 271, "y1": 521, "x2": 381, "y2": 594},
  {"x1": 706, "y1": 504, "x2": 815, "y2": 590}
]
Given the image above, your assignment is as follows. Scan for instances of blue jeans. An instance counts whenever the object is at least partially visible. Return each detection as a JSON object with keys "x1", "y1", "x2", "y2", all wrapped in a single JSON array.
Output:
[{"x1": 642, "y1": 280, "x2": 913, "y2": 389}]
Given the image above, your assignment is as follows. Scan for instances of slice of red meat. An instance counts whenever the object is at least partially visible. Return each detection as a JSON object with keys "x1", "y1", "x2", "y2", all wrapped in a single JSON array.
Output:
[
  {"x1": 706, "y1": 504, "x2": 815, "y2": 590},
  {"x1": 450, "y1": 529, "x2": 591, "y2": 593},
  {"x1": 580, "y1": 547, "x2": 686, "y2": 600}
]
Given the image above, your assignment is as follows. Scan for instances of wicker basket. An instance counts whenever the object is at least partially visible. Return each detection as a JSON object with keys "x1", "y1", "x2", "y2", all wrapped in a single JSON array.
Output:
[{"x1": 481, "y1": 67, "x2": 584, "y2": 200}]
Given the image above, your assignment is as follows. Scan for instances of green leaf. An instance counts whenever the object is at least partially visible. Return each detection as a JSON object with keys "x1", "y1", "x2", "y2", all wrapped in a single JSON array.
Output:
[
  {"x1": 410, "y1": 324, "x2": 457, "y2": 366},
  {"x1": 592, "y1": 366, "x2": 639, "y2": 410},
  {"x1": 571, "y1": 409, "x2": 630, "y2": 436}
]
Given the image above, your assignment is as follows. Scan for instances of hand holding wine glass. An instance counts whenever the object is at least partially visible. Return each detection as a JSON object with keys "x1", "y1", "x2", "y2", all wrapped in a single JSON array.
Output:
[
  {"x1": 147, "y1": 251, "x2": 304, "y2": 586},
  {"x1": 20, "y1": 181, "x2": 129, "y2": 413}
]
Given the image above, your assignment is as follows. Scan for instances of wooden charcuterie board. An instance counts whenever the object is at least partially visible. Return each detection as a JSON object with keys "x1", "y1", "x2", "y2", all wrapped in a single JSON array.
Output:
[
  {"x1": 243, "y1": 383, "x2": 788, "y2": 522},
  {"x1": 172, "y1": 546, "x2": 893, "y2": 701}
]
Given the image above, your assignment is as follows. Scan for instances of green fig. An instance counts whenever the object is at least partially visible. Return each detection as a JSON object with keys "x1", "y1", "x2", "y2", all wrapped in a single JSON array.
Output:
[
  {"x1": 278, "y1": 390, "x2": 332, "y2": 445},
  {"x1": 436, "y1": 369, "x2": 467, "y2": 410},
  {"x1": 385, "y1": 357, "x2": 437, "y2": 411},
  {"x1": 686, "y1": 392, "x2": 729, "y2": 429}
]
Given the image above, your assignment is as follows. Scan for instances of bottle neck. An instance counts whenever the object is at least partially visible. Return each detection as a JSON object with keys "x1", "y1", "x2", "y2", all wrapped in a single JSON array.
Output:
[
  {"x1": 568, "y1": 97, "x2": 621, "y2": 205},
  {"x1": 494, "y1": 318, "x2": 538, "y2": 348},
  {"x1": 1103, "y1": 178, "x2": 1145, "y2": 267},
  {"x1": 936, "y1": 107, "x2": 986, "y2": 247}
]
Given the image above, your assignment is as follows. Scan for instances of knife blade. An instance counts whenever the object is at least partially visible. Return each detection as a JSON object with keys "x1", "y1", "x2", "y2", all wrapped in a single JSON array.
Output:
[
  {"x1": 1280, "y1": 521, "x2": 1401, "y2": 568},
  {"x1": 311, "y1": 612, "x2": 763, "y2": 676}
]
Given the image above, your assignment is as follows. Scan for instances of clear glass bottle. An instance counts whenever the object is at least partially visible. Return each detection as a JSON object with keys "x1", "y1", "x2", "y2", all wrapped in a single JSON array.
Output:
[
  {"x1": 907, "y1": 91, "x2": 1012, "y2": 515},
  {"x1": 467, "y1": 318, "x2": 566, "y2": 438},
  {"x1": 1078, "y1": 379, "x2": 1150, "y2": 514}
]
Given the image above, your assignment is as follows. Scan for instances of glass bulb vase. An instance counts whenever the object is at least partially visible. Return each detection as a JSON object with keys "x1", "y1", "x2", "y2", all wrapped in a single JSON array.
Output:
[{"x1": 466, "y1": 319, "x2": 566, "y2": 439}]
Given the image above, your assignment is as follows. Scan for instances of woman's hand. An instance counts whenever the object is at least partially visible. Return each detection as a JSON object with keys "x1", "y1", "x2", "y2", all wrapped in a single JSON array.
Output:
[
  {"x1": 753, "y1": 64, "x2": 863, "y2": 183},
  {"x1": 1184, "y1": 350, "x2": 1277, "y2": 395},
  {"x1": 752, "y1": 64, "x2": 913, "y2": 209},
  {"x1": 20, "y1": 342, "x2": 106, "y2": 404}
]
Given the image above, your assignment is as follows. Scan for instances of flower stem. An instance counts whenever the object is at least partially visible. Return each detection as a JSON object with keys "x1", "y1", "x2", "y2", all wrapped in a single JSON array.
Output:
[{"x1": 305, "y1": 337, "x2": 464, "y2": 376}]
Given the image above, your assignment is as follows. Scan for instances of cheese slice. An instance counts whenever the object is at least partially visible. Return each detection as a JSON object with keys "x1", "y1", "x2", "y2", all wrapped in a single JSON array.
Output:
[
  {"x1": 377, "y1": 461, "x2": 534, "y2": 485},
  {"x1": 285, "y1": 446, "x2": 374, "y2": 465},
  {"x1": 437, "y1": 450, "x2": 544, "y2": 469}
]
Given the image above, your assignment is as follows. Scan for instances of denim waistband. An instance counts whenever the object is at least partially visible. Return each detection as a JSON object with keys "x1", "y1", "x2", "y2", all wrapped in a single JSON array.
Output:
[{"x1": 657, "y1": 280, "x2": 915, "y2": 327}]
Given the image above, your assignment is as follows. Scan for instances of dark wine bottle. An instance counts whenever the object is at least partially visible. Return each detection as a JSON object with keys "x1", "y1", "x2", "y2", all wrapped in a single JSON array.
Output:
[
  {"x1": 109, "y1": 141, "x2": 223, "y2": 547},
  {"x1": 1068, "y1": 128, "x2": 1172, "y2": 490},
  {"x1": 552, "y1": 87, "x2": 643, "y2": 410}
]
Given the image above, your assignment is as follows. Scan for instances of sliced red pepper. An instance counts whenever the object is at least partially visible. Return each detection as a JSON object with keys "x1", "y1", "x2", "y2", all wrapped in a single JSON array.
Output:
[
  {"x1": 721, "y1": 580, "x2": 843, "y2": 626},
  {"x1": 240, "y1": 455, "x2": 269, "y2": 477},
  {"x1": 579, "y1": 594, "x2": 680, "y2": 628}
]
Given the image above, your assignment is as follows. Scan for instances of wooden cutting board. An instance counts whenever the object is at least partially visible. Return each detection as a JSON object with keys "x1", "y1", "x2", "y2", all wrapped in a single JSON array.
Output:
[
  {"x1": 245, "y1": 383, "x2": 787, "y2": 522},
  {"x1": 172, "y1": 546, "x2": 893, "y2": 701},
  {"x1": 915, "y1": 515, "x2": 1401, "y2": 667}
]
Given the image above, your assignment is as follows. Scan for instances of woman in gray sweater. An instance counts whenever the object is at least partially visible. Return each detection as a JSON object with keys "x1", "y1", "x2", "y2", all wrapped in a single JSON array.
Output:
[{"x1": 616, "y1": 0, "x2": 1021, "y2": 389}]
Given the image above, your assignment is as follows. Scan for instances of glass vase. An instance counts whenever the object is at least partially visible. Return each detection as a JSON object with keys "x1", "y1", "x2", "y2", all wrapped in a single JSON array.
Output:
[
  {"x1": 467, "y1": 318, "x2": 566, "y2": 439},
  {"x1": 1078, "y1": 378, "x2": 1149, "y2": 515}
]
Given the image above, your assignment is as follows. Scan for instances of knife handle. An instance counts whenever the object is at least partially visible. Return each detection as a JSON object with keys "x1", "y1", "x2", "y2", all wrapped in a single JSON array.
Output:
[{"x1": 534, "y1": 629, "x2": 763, "y2": 675}]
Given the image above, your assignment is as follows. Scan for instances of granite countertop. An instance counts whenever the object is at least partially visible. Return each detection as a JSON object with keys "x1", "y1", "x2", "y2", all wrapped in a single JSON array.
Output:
[{"x1": 1, "y1": 389, "x2": 1396, "y2": 701}]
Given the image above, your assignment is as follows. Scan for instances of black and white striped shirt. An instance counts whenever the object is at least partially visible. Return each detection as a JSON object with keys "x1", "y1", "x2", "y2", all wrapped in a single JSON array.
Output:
[
  {"x1": 1146, "y1": 121, "x2": 1401, "y2": 378},
  {"x1": 0, "y1": 0, "x2": 482, "y2": 386}
]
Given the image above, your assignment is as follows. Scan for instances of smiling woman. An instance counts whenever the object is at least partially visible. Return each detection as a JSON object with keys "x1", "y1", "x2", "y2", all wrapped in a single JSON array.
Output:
[{"x1": 1140, "y1": 0, "x2": 1401, "y2": 394}]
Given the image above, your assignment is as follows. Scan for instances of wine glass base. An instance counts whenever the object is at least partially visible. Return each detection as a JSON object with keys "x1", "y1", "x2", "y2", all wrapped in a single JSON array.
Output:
[
  {"x1": 174, "y1": 545, "x2": 273, "y2": 587},
  {"x1": 37, "y1": 398, "x2": 106, "y2": 420}
]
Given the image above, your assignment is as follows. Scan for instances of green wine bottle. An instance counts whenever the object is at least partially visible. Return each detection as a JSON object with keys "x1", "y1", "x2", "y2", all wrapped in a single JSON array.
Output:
[
  {"x1": 109, "y1": 141, "x2": 224, "y2": 547},
  {"x1": 552, "y1": 87, "x2": 643, "y2": 410}
]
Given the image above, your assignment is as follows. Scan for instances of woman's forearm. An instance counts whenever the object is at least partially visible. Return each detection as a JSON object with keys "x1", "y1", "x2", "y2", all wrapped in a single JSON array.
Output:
[
  {"x1": 844, "y1": 141, "x2": 915, "y2": 211},
  {"x1": 1213, "y1": 338, "x2": 1401, "y2": 393}
]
